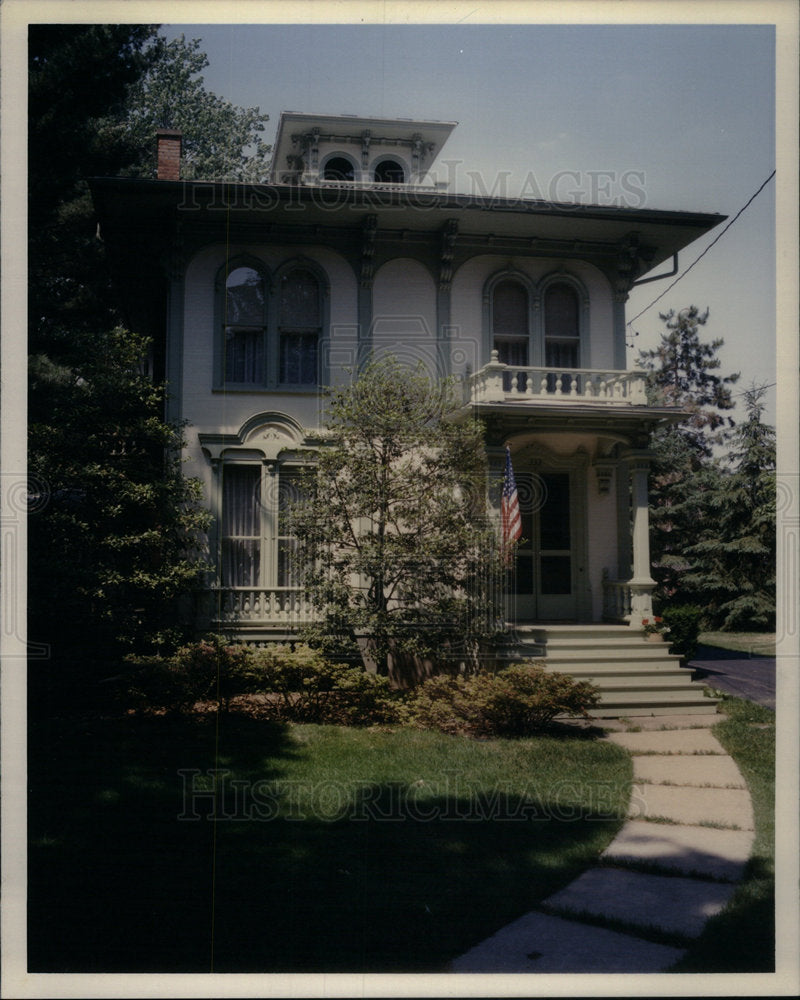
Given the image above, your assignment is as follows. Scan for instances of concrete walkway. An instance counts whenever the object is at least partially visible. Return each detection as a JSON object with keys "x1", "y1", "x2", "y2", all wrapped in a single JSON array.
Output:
[{"x1": 451, "y1": 713, "x2": 754, "y2": 973}]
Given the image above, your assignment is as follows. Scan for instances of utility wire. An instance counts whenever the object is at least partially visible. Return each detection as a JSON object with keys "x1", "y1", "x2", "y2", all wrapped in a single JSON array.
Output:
[{"x1": 627, "y1": 170, "x2": 776, "y2": 329}]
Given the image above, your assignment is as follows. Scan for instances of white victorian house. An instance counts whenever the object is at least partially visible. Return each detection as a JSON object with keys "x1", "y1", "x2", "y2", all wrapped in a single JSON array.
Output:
[{"x1": 90, "y1": 112, "x2": 725, "y2": 715}]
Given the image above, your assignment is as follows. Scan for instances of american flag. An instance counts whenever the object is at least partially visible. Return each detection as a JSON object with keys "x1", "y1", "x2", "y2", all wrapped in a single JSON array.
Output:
[{"x1": 501, "y1": 447, "x2": 522, "y2": 563}]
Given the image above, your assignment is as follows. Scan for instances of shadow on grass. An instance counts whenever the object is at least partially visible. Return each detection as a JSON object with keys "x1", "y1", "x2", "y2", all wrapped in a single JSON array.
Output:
[
  {"x1": 666, "y1": 854, "x2": 775, "y2": 972},
  {"x1": 29, "y1": 715, "x2": 623, "y2": 973}
]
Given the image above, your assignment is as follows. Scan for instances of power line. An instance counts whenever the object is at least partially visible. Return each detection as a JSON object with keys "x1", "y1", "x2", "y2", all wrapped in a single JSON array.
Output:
[{"x1": 626, "y1": 170, "x2": 776, "y2": 329}]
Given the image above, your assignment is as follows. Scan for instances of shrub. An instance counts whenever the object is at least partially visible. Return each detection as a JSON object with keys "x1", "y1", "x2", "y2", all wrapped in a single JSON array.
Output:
[
  {"x1": 124, "y1": 636, "x2": 257, "y2": 713},
  {"x1": 662, "y1": 604, "x2": 703, "y2": 660},
  {"x1": 407, "y1": 661, "x2": 600, "y2": 737},
  {"x1": 249, "y1": 644, "x2": 403, "y2": 725}
]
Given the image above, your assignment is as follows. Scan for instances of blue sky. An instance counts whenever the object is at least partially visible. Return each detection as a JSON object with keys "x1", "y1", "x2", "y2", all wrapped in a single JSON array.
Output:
[{"x1": 161, "y1": 19, "x2": 778, "y2": 430}]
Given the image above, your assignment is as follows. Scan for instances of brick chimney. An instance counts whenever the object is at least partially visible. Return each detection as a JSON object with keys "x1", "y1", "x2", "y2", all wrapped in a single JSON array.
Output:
[{"x1": 156, "y1": 129, "x2": 182, "y2": 180}]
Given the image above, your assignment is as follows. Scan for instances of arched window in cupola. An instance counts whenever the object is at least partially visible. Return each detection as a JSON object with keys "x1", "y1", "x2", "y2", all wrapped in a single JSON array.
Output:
[
  {"x1": 373, "y1": 159, "x2": 405, "y2": 183},
  {"x1": 322, "y1": 156, "x2": 355, "y2": 181}
]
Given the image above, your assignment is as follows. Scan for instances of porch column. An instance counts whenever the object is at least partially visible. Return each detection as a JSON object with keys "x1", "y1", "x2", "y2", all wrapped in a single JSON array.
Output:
[{"x1": 627, "y1": 449, "x2": 655, "y2": 624}]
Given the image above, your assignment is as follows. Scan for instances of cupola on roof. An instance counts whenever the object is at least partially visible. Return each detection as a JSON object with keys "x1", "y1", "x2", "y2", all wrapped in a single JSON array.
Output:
[{"x1": 270, "y1": 111, "x2": 457, "y2": 188}]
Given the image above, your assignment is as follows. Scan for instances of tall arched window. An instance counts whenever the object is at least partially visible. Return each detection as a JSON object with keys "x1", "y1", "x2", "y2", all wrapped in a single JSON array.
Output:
[
  {"x1": 223, "y1": 265, "x2": 266, "y2": 384},
  {"x1": 544, "y1": 283, "x2": 580, "y2": 368},
  {"x1": 278, "y1": 269, "x2": 321, "y2": 385},
  {"x1": 492, "y1": 279, "x2": 529, "y2": 391}
]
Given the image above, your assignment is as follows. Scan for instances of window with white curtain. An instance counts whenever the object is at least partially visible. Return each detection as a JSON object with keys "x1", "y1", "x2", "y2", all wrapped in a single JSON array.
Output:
[
  {"x1": 221, "y1": 465, "x2": 262, "y2": 586},
  {"x1": 220, "y1": 464, "x2": 305, "y2": 588}
]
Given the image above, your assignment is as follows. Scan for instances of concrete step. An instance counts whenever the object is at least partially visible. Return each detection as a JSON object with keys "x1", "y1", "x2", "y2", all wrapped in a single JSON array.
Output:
[
  {"x1": 507, "y1": 624, "x2": 717, "y2": 718},
  {"x1": 591, "y1": 690, "x2": 716, "y2": 717},
  {"x1": 532, "y1": 639, "x2": 678, "y2": 654},
  {"x1": 543, "y1": 658, "x2": 692, "y2": 681},
  {"x1": 573, "y1": 675, "x2": 701, "y2": 692}
]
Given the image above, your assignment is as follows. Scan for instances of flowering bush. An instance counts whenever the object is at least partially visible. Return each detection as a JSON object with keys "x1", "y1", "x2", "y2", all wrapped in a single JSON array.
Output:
[{"x1": 641, "y1": 617, "x2": 670, "y2": 636}]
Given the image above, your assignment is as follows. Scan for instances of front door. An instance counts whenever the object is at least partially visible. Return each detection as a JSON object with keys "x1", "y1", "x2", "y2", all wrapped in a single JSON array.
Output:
[{"x1": 513, "y1": 469, "x2": 578, "y2": 621}]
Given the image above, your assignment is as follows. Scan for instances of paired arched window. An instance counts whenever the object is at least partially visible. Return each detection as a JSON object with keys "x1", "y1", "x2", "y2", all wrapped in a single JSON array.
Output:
[
  {"x1": 487, "y1": 273, "x2": 584, "y2": 379},
  {"x1": 216, "y1": 259, "x2": 325, "y2": 389}
]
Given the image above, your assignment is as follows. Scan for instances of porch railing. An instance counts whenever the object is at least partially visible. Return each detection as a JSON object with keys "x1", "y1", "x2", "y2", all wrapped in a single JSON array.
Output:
[
  {"x1": 602, "y1": 575, "x2": 633, "y2": 622},
  {"x1": 602, "y1": 572, "x2": 655, "y2": 624},
  {"x1": 212, "y1": 587, "x2": 315, "y2": 625},
  {"x1": 465, "y1": 353, "x2": 648, "y2": 406}
]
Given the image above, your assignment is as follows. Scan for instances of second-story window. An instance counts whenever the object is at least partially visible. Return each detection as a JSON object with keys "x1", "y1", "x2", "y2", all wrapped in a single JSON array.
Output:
[
  {"x1": 224, "y1": 266, "x2": 266, "y2": 384},
  {"x1": 544, "y1": 283, "x2": 580, "y2": 368},
  {"x1": 492, "y1": 279, "x2": 528, "y2": 391},
  {"x1": 279, "y1": 269, "x2": 320, "y2": 386}
]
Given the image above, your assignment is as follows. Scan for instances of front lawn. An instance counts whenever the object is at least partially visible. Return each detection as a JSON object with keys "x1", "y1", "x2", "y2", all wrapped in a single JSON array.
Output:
[
  {"x1": 29, "y1": 715, "x2": 631, "y2": 973},
  {"x1": 698, "y1": 631, "x2": 776, "y2": 657}
]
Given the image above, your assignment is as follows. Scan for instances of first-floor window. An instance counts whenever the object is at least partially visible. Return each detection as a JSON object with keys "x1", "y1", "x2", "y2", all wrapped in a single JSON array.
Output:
[
  {"x1": 221, "y1": 466, "x2": 261, "y2": 586},
  {"x1": 220, "y1": 464, "x2": 304, "y2": 587}
]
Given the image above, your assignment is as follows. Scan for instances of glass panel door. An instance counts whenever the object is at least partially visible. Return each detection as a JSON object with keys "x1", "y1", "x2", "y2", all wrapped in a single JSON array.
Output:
[{"x1": 512, "y1": 469, "x2": 577, "y2": 621}]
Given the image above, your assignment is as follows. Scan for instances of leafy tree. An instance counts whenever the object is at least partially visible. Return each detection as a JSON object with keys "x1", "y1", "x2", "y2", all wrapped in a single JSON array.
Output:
[
  {"x1": 682, "y1": 385, "x2": 776, "y2": 630},
  {"x1": 124, "y1": 34, "x2": 271, "y2": 181},
  {"x1": 290, "y1": 357, "x2": 502, "y2": 679}
]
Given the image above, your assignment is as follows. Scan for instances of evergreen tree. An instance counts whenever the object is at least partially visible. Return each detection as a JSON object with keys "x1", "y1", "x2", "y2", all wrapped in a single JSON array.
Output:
[
  {"x1": 290, "y1": 358, "x2": 502, "y2": 677},
  {"x1": 639, "y1": 306, "x2": 739, "y2": 457},
  {"x1": 28, "y1": 26, "x2": 268, "y2": 679},
  {"x1": 682, "y1": 385, "x2": 776, "y2": 630},
  {"x1": 638, "y1": 306, "x2": 740, "y2": 605}
]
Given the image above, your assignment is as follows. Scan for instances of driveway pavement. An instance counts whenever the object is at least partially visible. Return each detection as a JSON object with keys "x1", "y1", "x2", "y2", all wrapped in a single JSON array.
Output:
[{"x1": 685, "y1": 644, "x2": 775, "y2": 710}]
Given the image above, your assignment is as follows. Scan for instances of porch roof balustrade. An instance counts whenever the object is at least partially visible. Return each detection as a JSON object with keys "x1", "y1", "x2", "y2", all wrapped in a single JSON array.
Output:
[{"x1": 464, "y1": 351, "x2": 648, "y2": 409}]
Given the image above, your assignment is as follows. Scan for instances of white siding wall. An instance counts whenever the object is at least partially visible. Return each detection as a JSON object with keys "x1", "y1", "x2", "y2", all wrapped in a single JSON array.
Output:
[
  {"x1": 586, "y1": 468, "x2": 621, "y2": 621},
  {"x1": 371, "y1": 258, "x2": 438, "y2": 378}
]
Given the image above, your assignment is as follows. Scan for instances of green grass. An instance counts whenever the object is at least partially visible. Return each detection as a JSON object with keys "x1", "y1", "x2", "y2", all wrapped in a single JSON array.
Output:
[
  {"x1": 698, "y1": 631, "x2": 776, "y2": 657},
  {"x1": 666, "y1": 694, "x2": 775, "y2": 972},
  {"x1": 28, "y1": 715, "x2": 631, "y2": 973}
]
